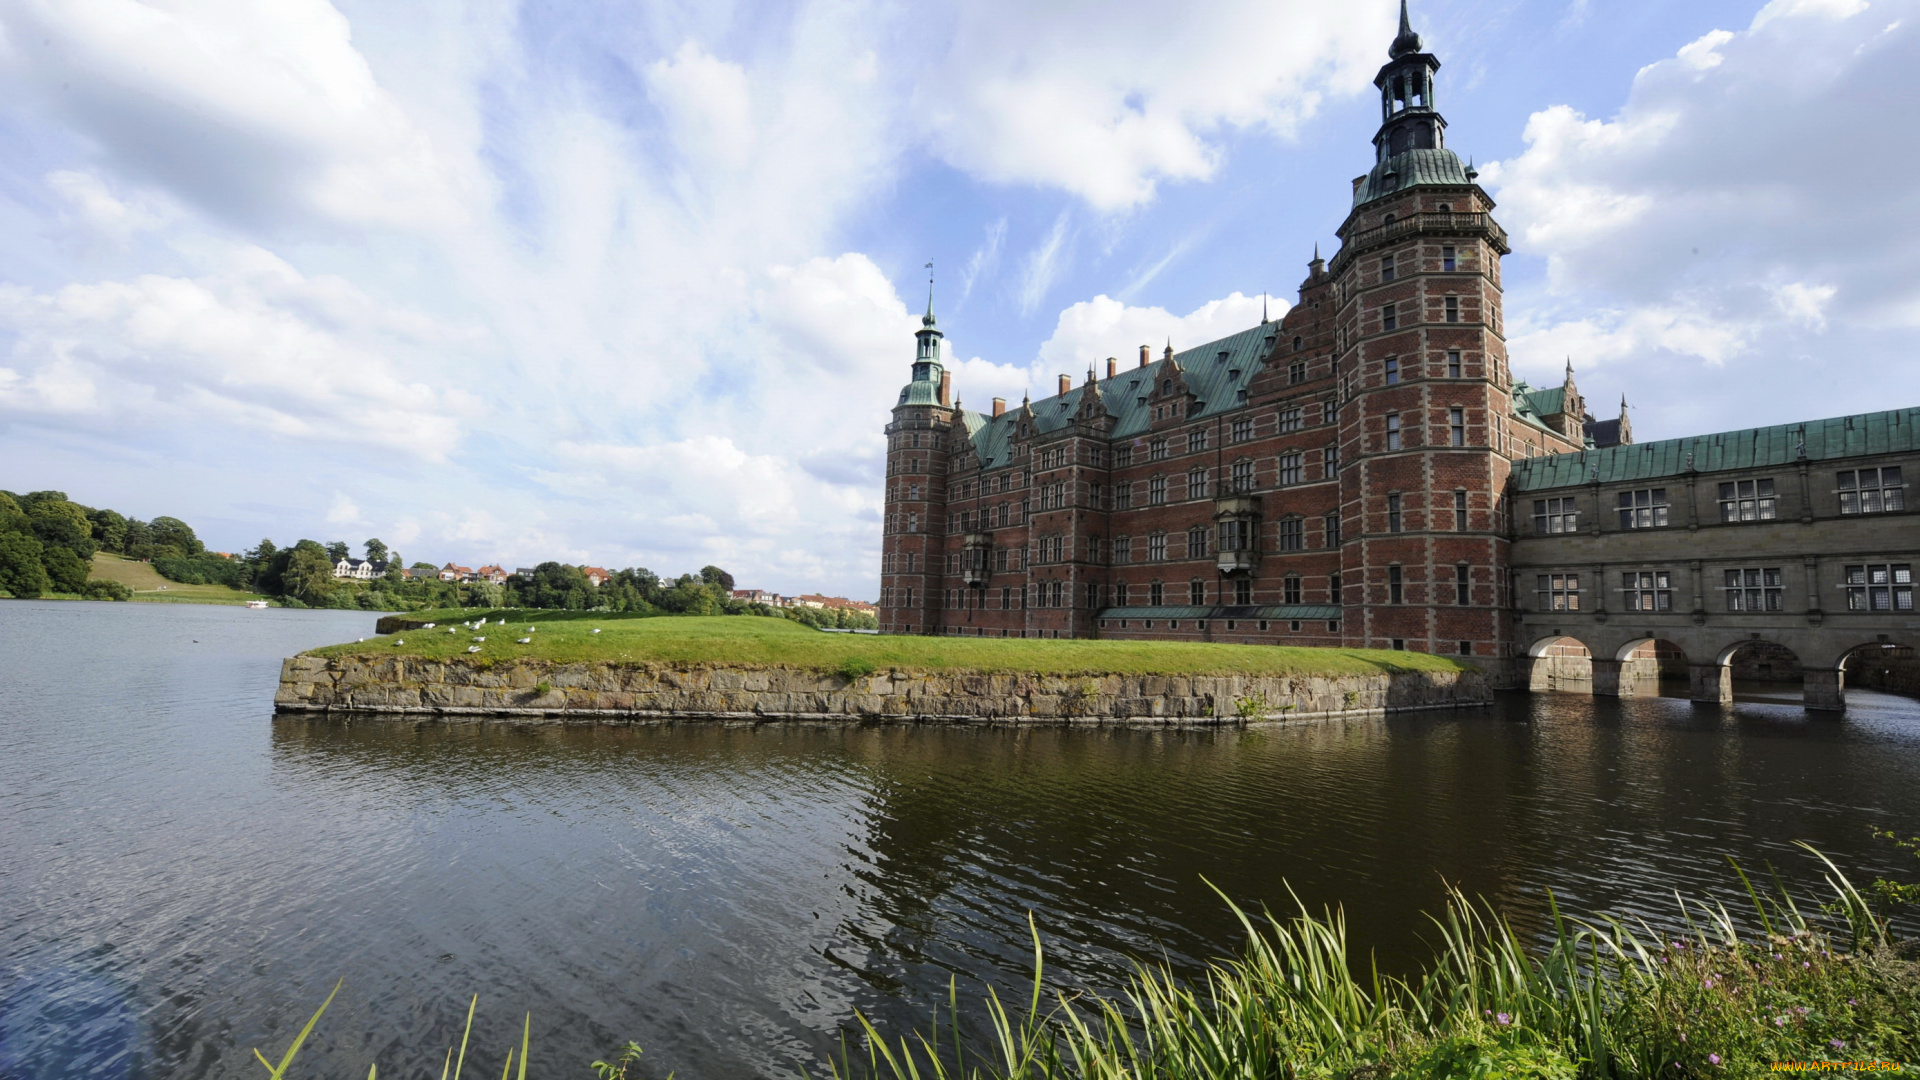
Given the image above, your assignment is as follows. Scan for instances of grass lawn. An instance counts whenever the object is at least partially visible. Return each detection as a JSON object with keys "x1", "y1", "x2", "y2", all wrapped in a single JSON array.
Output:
[
  {"x1": 88, "y1": 552, "x2": 272, "y2": 605},
  {"x1": 311, "y1": 610, "x2": 1470, "y2": 677}
]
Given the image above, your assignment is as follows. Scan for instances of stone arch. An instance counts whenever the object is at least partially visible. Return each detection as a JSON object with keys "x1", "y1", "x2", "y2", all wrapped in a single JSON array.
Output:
[
  {"x1": 1715, "y1": 638, "x2": 1810, "y2": 707},
  {"x1": 1526, "y1": 634, "x2": 1594, "y2": 693},
  {"x1": 1836, "y1": 641, "x2": 1919, "y2": 703},
  {"x1": 1599, "y1": 637, "x2": 1691, "y2": 699}
]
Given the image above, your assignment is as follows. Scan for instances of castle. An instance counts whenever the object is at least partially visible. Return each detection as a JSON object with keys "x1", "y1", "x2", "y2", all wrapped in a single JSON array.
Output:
[{"x1": 879, "y1": 3, "x2": 1916, "y2": 698}]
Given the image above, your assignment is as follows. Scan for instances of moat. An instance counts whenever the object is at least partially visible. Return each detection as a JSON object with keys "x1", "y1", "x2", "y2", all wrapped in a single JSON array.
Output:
[{"x1": 3, "y1": 599, "x2": 1918, "y2": 1079}]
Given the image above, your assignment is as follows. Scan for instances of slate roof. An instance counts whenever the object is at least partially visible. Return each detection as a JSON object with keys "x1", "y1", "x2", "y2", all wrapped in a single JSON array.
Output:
[
  {"x1": 955, "y1": 322, "x2": 1280, "y2": 471},
  {"x1": 1351, "y1": 148, "x2": 1474, "y2": 208},
  {"x1": 1511, "y1": 406, "x2": 1920, "y2": 492},
  {"x1": 1584, "y1": 417, "x2": 1625, "y2": 449}
]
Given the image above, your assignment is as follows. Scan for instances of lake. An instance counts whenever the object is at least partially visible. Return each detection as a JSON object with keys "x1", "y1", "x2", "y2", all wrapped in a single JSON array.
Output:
[{"x1": 2, "y1": 599, "x2": 1917, "y2": 1078}]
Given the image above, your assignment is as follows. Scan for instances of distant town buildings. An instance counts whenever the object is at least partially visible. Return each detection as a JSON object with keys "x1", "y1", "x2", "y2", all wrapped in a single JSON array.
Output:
[{"x1": 332, "y1": 557, "x2": 388, "y2": 580}]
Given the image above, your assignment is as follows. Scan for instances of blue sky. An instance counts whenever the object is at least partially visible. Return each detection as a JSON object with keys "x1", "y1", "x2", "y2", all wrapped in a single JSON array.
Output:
[{"x1": 1, "y1": 0, "x2": 1914, "y2": 598}]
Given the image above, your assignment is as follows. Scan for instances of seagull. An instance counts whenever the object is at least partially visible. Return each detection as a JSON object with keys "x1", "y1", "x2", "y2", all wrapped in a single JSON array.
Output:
[
  {"x1": 517, "y1": 637, "x2": 531, "y2": 644},
  {"x1": 395, "y1": 639, "x2": 405, "y2": 645},
  {"x1": 467, "y1": 645, "x2": 482, "y2": 653},
  {"x1": 422, "y1": 623, "x2": 436, "y2": 629},
  {"x1": 591, "y1": 628, "x2": 602, "y2": 634}
]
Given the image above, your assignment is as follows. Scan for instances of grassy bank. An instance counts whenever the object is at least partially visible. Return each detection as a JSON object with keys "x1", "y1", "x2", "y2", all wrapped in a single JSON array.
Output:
[
  {"x1": 87, "y1": 552, "x2": 271, "y2": 605},
  {"x1": 308, "y1": 610, "x2": 1470, "y2": 678},
  {"x1": 255, "y1": 851, "x2": 1917, "y2": 1079}
]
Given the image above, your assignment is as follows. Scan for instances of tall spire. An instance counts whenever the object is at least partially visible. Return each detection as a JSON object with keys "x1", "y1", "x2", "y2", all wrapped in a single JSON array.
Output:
[
  {"x1": 923, "y1": 260, "x2": 936, "y2": 327},
  {"x1": 1390, "y1": 0, "x2": 1423, "y2": 58},
  {"x1": 1262, "y1": 292, "x2": 1270, "y2": 324}
]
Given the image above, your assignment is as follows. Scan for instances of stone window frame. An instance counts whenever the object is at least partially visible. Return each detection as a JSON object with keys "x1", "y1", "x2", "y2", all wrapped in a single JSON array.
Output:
[
  {"x1": 1324, "y1": 442, "x2": 1340, "y2": 478},
  {"x1": 1325, "y1": 511, "x2": 1342, "y2": 548},
  {"x1": 1385, "y1": 413, "x2": 1402, "y2": 451},
  {"x1": 1442, "y1": 246, "x2": 1457, "y2": 272},
  {"x1": 1278, "y1": 406, "x2": 1303, "y2": 433},
  {"x1": 1533, "y1": 497, "x2": 1577, "y2": 535},
  {"x1": 1289, "y1": 361, "x2": 1307, "y2": 385},
  {"x1": 1115, "y1": 445, "x2": 1133, "y2": 468},
  {"x1": 1187, "y1": 525, "x2": 1210, "y2": 558},
  {"x1": 1149, "y1": 437, "x2": 1169, "y2": 461},
  {"x1": 1231, "y1": 416, "x2": 1256, "y2": 442},
  {"x1": 1278, "y1": 452, "x2": 1303, "y2": 486},
  {"x1": 1718, "y1": 479, "x2": 1777, "y2": 523},
  {"x1": 1283, "y1": 574, "x2": 1303, "y2": 604},
  {"x1": 1149, "y1": 475, "x2": 1168, "y2": 505},
  {"x1": 1454, "y1": 563, "x2": 1471, "y2": 605},
  {"x1": 1837, "y1": 467, "x2": 1905, "y2": 515},
  {"x1": 1187, "y1": 467, "x2": 1209, "y2": 499},
  {"x1": 1536, "y1": 572, "x2": 1580, "y2": 612},
  {"x1": 1113, "y1": 535, "x2": 1132, "y2": 564},
  {"x1": 1189, "y1": 427, "x2": 1209, "y2": 453},
  {"x1": 1723, "y1": 567, "x2": 1784, "y2": 611},
  {"x1": 1447, "y1": 350, "x2": 1462, "y2": 378},
  {"x1": 1330, "y1": 572, "x2": 1343, "y2": 604},
  {"x1": 1620, "y1": 570, "x2": 1675, "y2": 611},
  {"x1": 1233, "y1": 578, "x2": 1253, "y2": 605},
  {"x1": 1386, "y1": 492, "x2": 1403, "y2": 533},
  {"x1": 1382, "y1": 304, "x2": 1399, "y2": 332},
  {"x1": 1381, "y1": 253, "x2": 1396, "y2": 282},
  {"x1": 1278, "y1": 516, "x2": 1305, "y2": 551},
  {"x1": 1448, "y1": 407, "x2": 1466, "y2": 447},
  {"x1": 1444, "y1": 296, "x2": 1459, "y2": 323},
  {"x1": 1149, "y1": 580, "x2": 1165, "y2": 606},
  {"x1": 1388, "y1": 565, "x2": 1404, "y2": 605},
  {"x1": 1617, "y1": 488, "x2": 1671, "y2": 530},
  {"x1": 1188, "y1": 578, "x2": 1207, "y2": 605},
  {"x1": 1844, "y1": 563, "x2": 1913, "y2": 611},
  {"x1": 1384, "y1": 357, "x2": 1400, "y2": 385}
]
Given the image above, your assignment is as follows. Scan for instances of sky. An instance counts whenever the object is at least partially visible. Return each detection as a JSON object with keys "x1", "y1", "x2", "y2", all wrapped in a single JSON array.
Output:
[{"x1": 1, "y1": 0, "x2": 1915, "y2": 598}]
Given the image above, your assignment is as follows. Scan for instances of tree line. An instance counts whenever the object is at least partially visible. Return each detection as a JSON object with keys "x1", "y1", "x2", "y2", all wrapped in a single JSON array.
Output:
[{"x1": 0, "y1": 489, "x2": 164, "y2": 600}]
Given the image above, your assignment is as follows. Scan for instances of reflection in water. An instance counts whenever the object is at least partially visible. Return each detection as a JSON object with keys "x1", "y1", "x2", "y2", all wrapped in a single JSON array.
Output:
[{"x1": 3, "y1": 600, "x2": 1919, "y2": 1079}]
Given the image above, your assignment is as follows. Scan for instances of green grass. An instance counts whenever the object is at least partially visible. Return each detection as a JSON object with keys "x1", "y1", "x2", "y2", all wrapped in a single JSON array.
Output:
[
  {"x1": 309, "y1": 610, "x2": 1469, "y2": 677},
  {"x1": 88, "y1": 552, "x2": 271, "y2": 605}
]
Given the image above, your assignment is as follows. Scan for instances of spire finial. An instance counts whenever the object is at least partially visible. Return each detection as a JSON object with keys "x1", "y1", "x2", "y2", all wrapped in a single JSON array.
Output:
[
  {"x1": 1390, "y1": 0, "x2": 1423, "y2": 58},
  {"x1": 922, "y1": 260, "x2": 936, "y2": 327},
  {"x1": 1262, "y1": 292, "x2": 1270, "y2": 324}
]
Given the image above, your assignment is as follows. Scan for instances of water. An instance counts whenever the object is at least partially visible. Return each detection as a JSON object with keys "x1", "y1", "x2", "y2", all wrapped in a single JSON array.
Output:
[{"x1": 2, "y1": 600, "x2": 1918, "y2": 1079}]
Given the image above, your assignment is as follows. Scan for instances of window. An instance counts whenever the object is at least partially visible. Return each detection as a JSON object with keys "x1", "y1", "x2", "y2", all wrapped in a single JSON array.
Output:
[
  {"x1": 1148, "y1": 533, "x2": 1167, "y2": 562},
  {"x1": 1444, "y1": 296, "x2": 1459, "y2": 323},
  {"x1": 1115, "y1": 483, "x2": 1132, "y2": 510},
  {"x1": 908, "y1": 484, "x2": 919, "y2": 499},
  {"x1": 1381, "y1": 254, "x2": 1396, "y2": 282},
  {"x1": 1845, "y1": 564, "x2": 1914, "y2": 611},
  {"x1": 1723, "y1": 568, "x2": 1783, "y2": 611},
  {"x1": 1536, "y1": 573, "x2": 1581, "y2": 611},
  {"x1": 1149, "y1": 476, "x2": 1167, "y2": 505},
  {"x1": 1279, "y1": 518, "x2": 1304, "y2": 551},
  {"x1": 1620, "y1": 570, "x2": 1674, "y2": 611},
  {"x1": 1838, "y1": 468, "x2": 1904, "y2": 514},
  {"x1": 1330, "y1": 572, "x2": 1343, "y2": 604},
  {"x1": 1388, "y1": 566, "x2": 1404, "y2": 604},
  {"x1": 1324, "y1": 443, "x2": 1340, "y2": 477},
  {"x1": 1161, "y1": 380, "x2": 1173, "y2": 395},
  {"x1": 1384, "y1": 357, "x2": 1399, "y2": 385},
  {"x1": 1447, "y1": 350, "x2": 1461, "y2": 378},
  {"x1": 1442, "y1": 246, "x2": 1456, "y2": 272},
  {"x1": 1453, "y1": 490, "x2": 1468, "y2": 531},
  {"x1": 1189, "y1": 579, "x2": 1207, "y2": 605},
  {"x1": 1533, "y1": 497, "x2": 1577, "y2": 534},
  {"x1": 1187, "y1": 467, "x2": 1208, "y2": 498},
  {"x1": 1114, "y1": 582, "x2": 1128, "y2": 606},
  {"x1": 1386, "y1": 493, "x2": 1402, "y2": 533},
  {"x1": 1278, "y1": 406, "x2": 1303, "y2": 432},
  {"x1": 1382, "y1": 304, "x2": 1398, "y2": 332},
  {"x1": 1114, "y1": 536, "x2": 1132, "y2": 564},
  {"x1": 1618, "y1": 489, "x2": 1670, "y2": 529},
  {"x1": 1325, "y1": 511, "x2": 1342, "y2": 547},
  {"x1": 1289, "y1": 361, "x2": 1307, "y2": 385},
  {"x1": 1385, "y1": 414, "x2": 1402, "y2": 451},
  {"x1": 1188, "y1": 526, "x2": 1210, "y2": 558},
  {"x1": 1448, "y1": 408, "x2": 1466, "y2": 447},
  {"x1": 1718, "y1": 479, "x2": 1776, "y2": 522},
  {"x1": 1232, "y1": 417, "x2": 1254, "y2": 442},
  {"x1": 1220, "y1": 518, "x2": 1255, "y2": 553},
  {"x1": 1233, "y1": 578, "x2": 1252, "y2": 605},
  {"x1": 1279, "y1": 452, "x2": 1303, "y2": 485},
  {"x1": 1455, "y1": 564, "x2": 1471, "y2": 605},
  {"x1": 1293, "y1": 335, "x2": 1303, "y2": 352},
  {"x1": 1189, "y1": 428, "x2": 1208, "y2": 453},
  {"x1": 1149, "y1": 581, "x2": 1165, "y2": 606},
  {"x1": 1284, "y1": 575, "x2": 1303, "y2": 604},
  {"x1": 1150, "y1": 437, "x2": 1168, "y2": 461},
  {"x1": 1115, "y1": 446, "x2": 1133, "y2": 468},
  {"x1": 1231, "y1": 460, "x2": 1254, "y2": 493}
]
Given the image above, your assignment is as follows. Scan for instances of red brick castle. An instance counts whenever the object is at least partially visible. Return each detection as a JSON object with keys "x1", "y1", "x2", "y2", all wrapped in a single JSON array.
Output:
[{"x1": 878, "y1": 3, "x2": 1628, "y2": 669}]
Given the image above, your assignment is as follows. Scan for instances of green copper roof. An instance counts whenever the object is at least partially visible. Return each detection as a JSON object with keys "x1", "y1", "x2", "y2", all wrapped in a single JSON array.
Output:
[
  {"x1": 956, "y1": 322, "x2": 1279, "y2": 472},
  {"x1": 1511, "y1": 406, "x2": 1920, "y2": 492},
  {"x1": 1352, "y1": 148, "x2": 1473, "y2": 208},
  {"x1": 897, "y1": 374, "x2": 942, "y2": 406},
  {"x1": 1518, "y1": 385, "x2": 1566, "y2": 418}
]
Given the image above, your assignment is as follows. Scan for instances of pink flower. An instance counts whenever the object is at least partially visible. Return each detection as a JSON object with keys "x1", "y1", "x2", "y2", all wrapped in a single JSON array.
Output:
[
  {"x1": 1704, "y1": 978, "x2": 1714, "y2": 988},
  {"x1": 1831, "y1": 1040, "x2": 1846, "y2": 1051},
  {"x1": 1496, "y1": 1013, "x2": 1512, "y2": 1026},
  {"x1": 1710, "y1": 1054, "x2": 1723, "y2": 1066}
]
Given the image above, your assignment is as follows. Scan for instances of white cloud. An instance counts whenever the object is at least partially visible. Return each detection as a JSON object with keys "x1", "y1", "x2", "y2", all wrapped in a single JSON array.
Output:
[
  {"x1": 1034, "y1": 291, "x2": 1283, "y2": 382},
  {"x1": 326, "y1": 492, "x2": 362, "y2": 525},
  {"x1": 1017, "y1": 212, "x2": 1073, "y2": 316},
  {"x1": 916, "y1": 0, "x2": 1394, "y2": 210},
  {"x1": 46, "y1": 170, "x2": 174, "y2": 238},
  {"x1": 1485, "y1": 0, "x2": 1920, "y2": 411}
]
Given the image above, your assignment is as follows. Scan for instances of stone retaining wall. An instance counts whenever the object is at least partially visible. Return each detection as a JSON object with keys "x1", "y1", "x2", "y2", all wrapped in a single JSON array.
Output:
[{"x1": 274, "y1": 655, "x2": 1492, "y2": 724}]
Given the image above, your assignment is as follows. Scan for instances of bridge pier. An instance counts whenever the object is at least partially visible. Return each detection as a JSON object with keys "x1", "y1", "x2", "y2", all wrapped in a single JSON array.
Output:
[
  {"x1": 1689, "y1": 663, "x2": 1731, "y2": 706},
  {"x1": 1591, "y1": 659, "x2": 1628, "y2": 697},
  {"x1": 1803, "y1": 667, "x2": 1846, "y2": 712}
]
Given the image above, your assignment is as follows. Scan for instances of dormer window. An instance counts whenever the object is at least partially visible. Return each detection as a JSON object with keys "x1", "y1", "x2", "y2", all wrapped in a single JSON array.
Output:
[
  {"x1": 1293, "y1": 336, "x2": 1303, "y2": 352},
  {"x1": 1228, "y1": 369, "x2": 1241, "y2": 381},
  {"x1": 1217, "y1": 351, "x2": 1230, "y2": 363},
  {"x1": 1161, "y1": 379, "x2": 1173, "y2": 395}
]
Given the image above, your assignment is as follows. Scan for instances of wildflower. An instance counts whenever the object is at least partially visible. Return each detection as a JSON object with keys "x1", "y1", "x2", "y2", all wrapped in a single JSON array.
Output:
[
  {"x1": 1711, "y1": 1054, "x2": 1722, "y2": 1066},
  {"x1": 1831, "y1": 1040, "x2": 1846, "y2": 1051},
  {"x1": 1775, "y1": 1017, "x2": 1788, "y2": 1027},
  {"x1": 1848, "y1": 999, "x2": 1857, "y2": 1006},
  {"x1": 1704, "y1": 979, "x2": 1714, "y2": 989},
  {"x1": 1496, "y1": 1013, "x2": 1511, "y2": 1026},
  {"x1": 1680, "y1": 1034, "x2": 1688, "y2": 1043}
]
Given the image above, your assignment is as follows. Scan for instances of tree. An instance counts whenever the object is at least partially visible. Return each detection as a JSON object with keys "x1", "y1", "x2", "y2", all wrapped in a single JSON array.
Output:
[
  {"x1": 29, "y1": 499, "x2": 97, "y2": 561},
  {"x1": 88, "y1": 508, "x2": 128, "y2": 552},
  {"x1": 0, "y1": 532, "x2": 50, "y2": 598},
  {"x1": 325, "y1": 541, "x2": 350, "y2": 563},
  {"x1": 147, "y1": 516, "x2": 203, "y2": 558},
  {"x1": 364, "y1": 538, "x2": 389, "y2": 564},
  {"x1": 122, "y1": 518, "x2": 153, "y2": 559},
  {"x1": 282, "y1": 541, "x2": 338, "y2": 605},
  {"x1": 43, "y1": 546, "x2": 89, "y2": 593},
  {"x1": 700, "y1": 565, "x2": 736, "y2": 592}
]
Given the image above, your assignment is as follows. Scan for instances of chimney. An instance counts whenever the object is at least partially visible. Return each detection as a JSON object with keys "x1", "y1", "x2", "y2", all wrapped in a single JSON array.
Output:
[
  {"x1": 1352, "y1": 175, "x2": 1366, "y2": 194},
  {"x1": 1106, "y1": 357, "x2": 1117, "y2": 379},
  {"x1": 1138, "y1": 344, "x2": 1149, "y2": 368},
  {"x1": 992, "y1": 397, "x2": 1006, "y2": 417},
  {"x1": 1058, "y1": 373, "x2": 1071, "y2": 396},
  {"x1": 939, "y1": 370, "x2": 951, "y2": 406}
]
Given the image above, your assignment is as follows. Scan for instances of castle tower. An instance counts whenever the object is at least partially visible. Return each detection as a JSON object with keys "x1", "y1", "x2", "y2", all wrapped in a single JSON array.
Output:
[
  {"x1": 879, "y1": 286, "x2": 955, "y2": 635},
  {"x1": 1326, "y1": 0, "x2": 1575, "y2": 664}
]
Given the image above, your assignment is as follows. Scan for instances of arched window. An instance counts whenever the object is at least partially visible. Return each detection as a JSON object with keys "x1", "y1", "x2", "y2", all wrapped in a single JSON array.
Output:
[
  {"x1": 1293, "y1": 335, "x2": 1303, "y2": 352},
  {"x1": 1161, "y1": 379, "x2": 1173, "y2": 395}
]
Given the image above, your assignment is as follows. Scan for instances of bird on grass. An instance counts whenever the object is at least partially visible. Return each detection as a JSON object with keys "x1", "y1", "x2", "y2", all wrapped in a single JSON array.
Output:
[
  {"x1": 591, "y1": 628, "x2": 602, "y2": 634},
  {"x1": 516, "y1": 637, "x2": 531, "y2": 644},
  {"x1": 473, "y1": 636, "x2": 486, "y2": 642},
  {"x1": 395, "y1": 639, "x2": 405, "y2": 645},
  {"x1": 467, "y1": 645, "x2": 482, "y2": 653}
]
